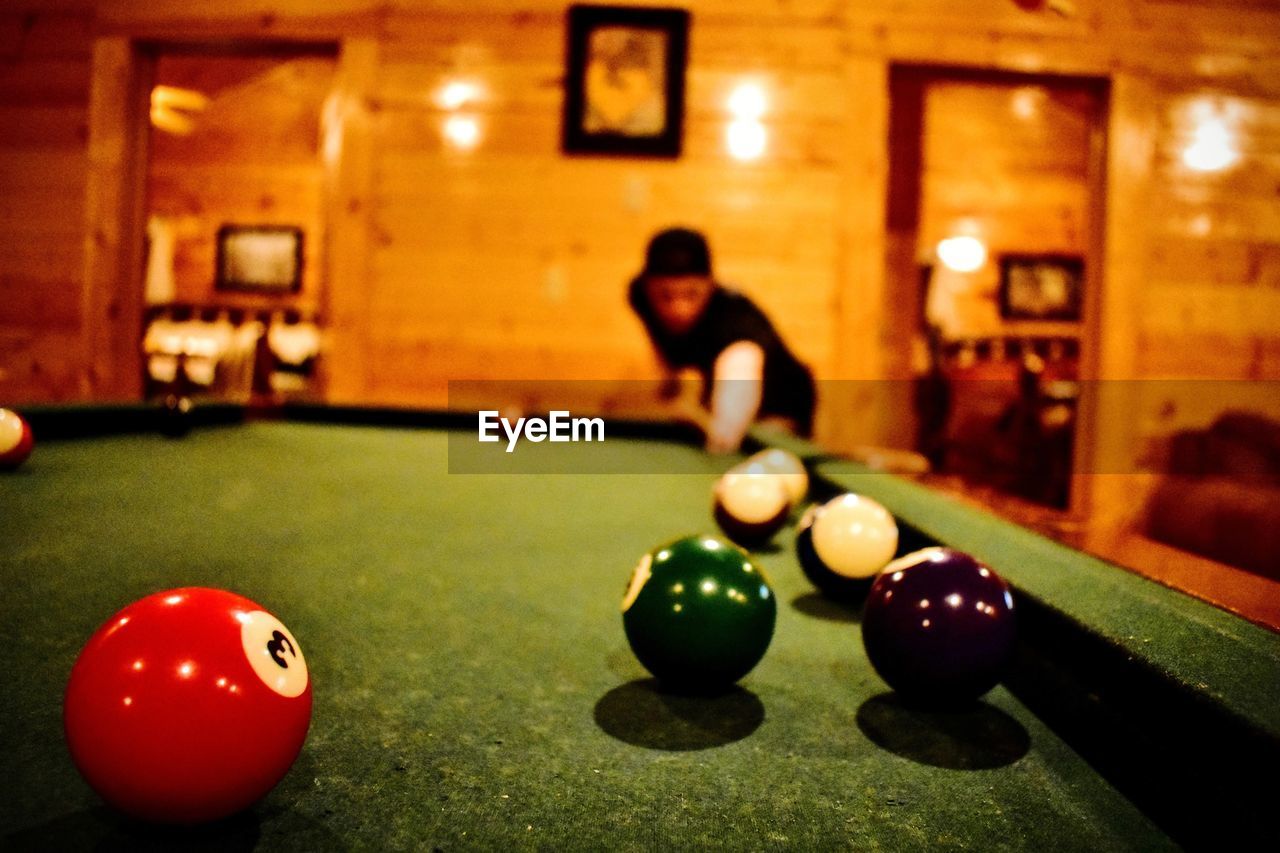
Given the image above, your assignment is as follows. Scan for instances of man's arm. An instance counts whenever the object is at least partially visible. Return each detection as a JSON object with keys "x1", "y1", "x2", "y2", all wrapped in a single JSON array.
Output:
[
  {"x1": 705, "y1": 340, "x2": 764, "y2": 453},
  {"x1": 651, "y1": 348, "x2": 683, "y2": 401}
]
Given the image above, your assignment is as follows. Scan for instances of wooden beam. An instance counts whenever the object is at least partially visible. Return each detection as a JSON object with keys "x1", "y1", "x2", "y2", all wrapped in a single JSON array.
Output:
[
  {"x1": 318, "y1": 37, "x2": 377, "y2": 403},
  {"x1": 1080, "y1": 72, "x2": 1159, "y2": 536},
  {"x1": 81, "y1": 36, "x2": 149, "y2": 399}
]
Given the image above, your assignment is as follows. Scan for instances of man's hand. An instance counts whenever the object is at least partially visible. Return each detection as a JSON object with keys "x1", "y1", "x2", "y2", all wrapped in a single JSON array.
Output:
[{"x1": 704, "y1": 428, "x2": 740, "y2": 455}]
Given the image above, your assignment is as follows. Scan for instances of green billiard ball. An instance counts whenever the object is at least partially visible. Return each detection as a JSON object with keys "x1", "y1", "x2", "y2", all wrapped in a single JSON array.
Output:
[{"x1": 622, "y1": 535, "x2": 777, "y2": 692}]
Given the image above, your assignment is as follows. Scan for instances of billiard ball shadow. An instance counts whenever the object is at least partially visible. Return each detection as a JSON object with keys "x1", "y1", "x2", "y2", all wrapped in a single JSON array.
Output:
[
  {"x1": 790, "y1": 592, "x2": 863, "y2": 623},
  {"x1": 855, "y1": 692, "x2": 1030, "y2": 770},
  {"x1": 2, "y1": 789, "x2": 345, "y2": 853},
  {"x1": 593, "y1": 678, "x2": 765, "y2": 751},
  {"x1": 0, "y1": 806, "x2": 261, "y2": 853}
]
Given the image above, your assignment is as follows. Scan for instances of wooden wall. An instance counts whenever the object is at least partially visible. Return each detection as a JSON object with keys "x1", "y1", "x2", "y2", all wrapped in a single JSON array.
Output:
[
  {"x1": 0, "y1": 6, "x2": 92, "y2": 398},
  {"x1": 360, "y1": 6, "x2": 846, "y2": 407},
  {"x1": 1, "y1": 0, "x2": 1278, "y2": 457},
  {"x1": 1138, "y1": 87, "x2": 1280, "y2": 381}
]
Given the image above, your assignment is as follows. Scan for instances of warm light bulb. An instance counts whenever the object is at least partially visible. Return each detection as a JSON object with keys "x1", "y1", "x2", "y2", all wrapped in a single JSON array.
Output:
[
  {"x1": 937, "y1": 235, "x2": 987, "y2": 273},
  {"x1": 1182, "y1": 117, "x2": 1239, "y2": 172},
  {"x1": 727, "y1": 82, "x2": 767, "y2": 120},
  {"x1": 438, "y1": 80, "x2": 480, "y2": 110},
  {"x1": 727, "y1": 119, "x2": 766, "y2": 161},
  {"x1": 1011, "y1": 87, "x2": 1043, "y2": 120},
  {"x1": 444, "y1": 114, "x2": 481, "y2": 150}
]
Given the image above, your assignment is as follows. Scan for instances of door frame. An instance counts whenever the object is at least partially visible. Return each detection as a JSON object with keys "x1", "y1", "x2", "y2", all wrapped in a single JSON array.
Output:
[
  {"x1": 883, "y1": 63, "x2": 1111, "y2": 517},
  {"x1": 80, "y1": 36, "x2": 373, "y2": 401}
]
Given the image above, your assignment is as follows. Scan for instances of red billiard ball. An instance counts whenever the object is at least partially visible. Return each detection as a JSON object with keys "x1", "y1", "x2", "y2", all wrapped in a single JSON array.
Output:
[
  {"x1": 0, "y1": 408, "x2": 34, "y2": 470},
  {"x1": 712, "y1": 465, "x2": 790, "y2": 549},
  {"x1": 796, "y1": 493, "x2": 899, "y2": 599},
  {"x1": 861, "y1": 548, "x2": 1016, "y2": 707},
  {"x1": 64, "y1": 588, "x2": 312, "y2": 823}
]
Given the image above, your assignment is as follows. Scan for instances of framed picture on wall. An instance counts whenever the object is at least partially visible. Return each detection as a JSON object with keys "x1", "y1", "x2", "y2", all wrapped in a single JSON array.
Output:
[
  {"x1": 215, "y1": 225, "x2": 304, "y2": 294},
  {"x1": 998, "y1": 254, "x2": 1084, "y2": 321},
  {"x1": 561, "y1": 4, "x2": 690, "y2": 158}
]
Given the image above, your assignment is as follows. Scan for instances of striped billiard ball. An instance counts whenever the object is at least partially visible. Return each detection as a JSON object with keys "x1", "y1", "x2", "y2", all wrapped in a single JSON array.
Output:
[
  {"x1": 795, "y1": 493, "x2": 898, "y2": 600},
  {"x1": 745, "y1": 447, "x2": 808, "y2": 506},
  {"x1": 712, "y1": 466, "x2": 791, "y2": 549},
  {"x1": 622, "y1": 535, "x2": 777, "y2": 691},
  {"x1": 0, "y1": 408, "x2": 34, "y2": 470}
]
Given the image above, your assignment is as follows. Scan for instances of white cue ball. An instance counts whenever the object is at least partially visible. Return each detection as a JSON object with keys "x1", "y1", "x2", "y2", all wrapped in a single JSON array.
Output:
[
  {"x1": 747, "y1": 448, "x2": 808, "y2": 505},
  {"x1": 810, "y1": 493, "x2": 899, "y2": 579}
]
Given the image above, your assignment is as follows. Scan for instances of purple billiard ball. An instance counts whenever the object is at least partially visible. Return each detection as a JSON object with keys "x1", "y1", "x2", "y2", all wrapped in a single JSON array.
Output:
[{"x1": 861, "y1": 547, "x2": 1016, "y2": 706}]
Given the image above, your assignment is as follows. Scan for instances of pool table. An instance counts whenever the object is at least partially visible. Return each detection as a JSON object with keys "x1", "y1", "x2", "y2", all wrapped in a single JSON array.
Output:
[{"x1": 0, "y1": 404, "x2": 1276, "y2": 850}]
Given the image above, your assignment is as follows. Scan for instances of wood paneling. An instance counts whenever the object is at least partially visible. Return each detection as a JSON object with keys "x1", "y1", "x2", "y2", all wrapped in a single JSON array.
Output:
[
  {"x1": 0, "y1": 0, "x2": 1276, "y2": 433},
  {"x1": 1134, "y1": 85, "x2": 1280, "y2": 380},
  {"x1": 0, "y1": 9, "x2": 91, "y2": 402},
  {"x1": 359, "y1": 0, "x2": 852, "y2": 410}
]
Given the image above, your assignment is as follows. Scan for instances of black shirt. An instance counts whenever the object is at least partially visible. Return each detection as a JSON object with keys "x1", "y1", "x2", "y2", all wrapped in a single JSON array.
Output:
[{"x1": 629, "y1": 280, "x2": 815, "y2": 435}]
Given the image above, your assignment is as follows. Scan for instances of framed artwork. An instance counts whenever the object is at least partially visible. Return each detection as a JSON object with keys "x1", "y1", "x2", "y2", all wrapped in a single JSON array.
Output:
[
  {"x1": 215, "y1": 225, "x2": 304, "y2": 294},
  {"x1": 998, "y1": 254, "x2": 1084, "y2": 321},
  {"x1": 561, "y1": 4, "x2": 690, "y2": 158}
]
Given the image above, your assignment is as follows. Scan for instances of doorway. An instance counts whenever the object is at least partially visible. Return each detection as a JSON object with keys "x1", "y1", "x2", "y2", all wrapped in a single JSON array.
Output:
[
  {"x1": 884, "y1": 66, "x2": 1109, "y2": 512},
  {"x1": 139, "y1": 45, "x2": 337, "y2": 405}
]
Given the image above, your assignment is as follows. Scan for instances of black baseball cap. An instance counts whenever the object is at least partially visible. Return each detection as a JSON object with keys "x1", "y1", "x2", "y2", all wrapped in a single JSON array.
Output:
[{"x1": 641, "y1": 227, "x2": 712, "y2": 279}]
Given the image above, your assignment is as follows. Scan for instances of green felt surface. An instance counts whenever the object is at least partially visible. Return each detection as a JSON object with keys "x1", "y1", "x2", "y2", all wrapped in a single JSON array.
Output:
[
  {"x1": 1, "y1": 423, "x2": 1175, "y2": 850},
  {"x1": 810, "y1": 460, "x2": 1280, "y2": 742}
]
